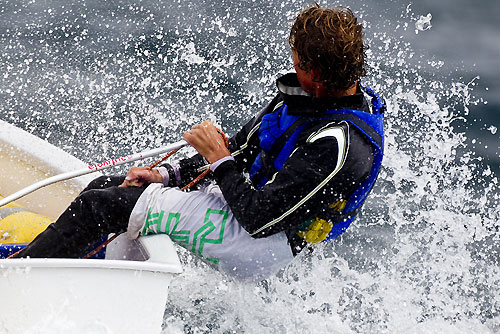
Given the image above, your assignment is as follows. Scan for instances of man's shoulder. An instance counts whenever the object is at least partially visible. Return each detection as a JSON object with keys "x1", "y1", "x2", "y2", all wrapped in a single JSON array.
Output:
[{"x1": 254, "y1": 94, "x2": 283, "y2": 120}]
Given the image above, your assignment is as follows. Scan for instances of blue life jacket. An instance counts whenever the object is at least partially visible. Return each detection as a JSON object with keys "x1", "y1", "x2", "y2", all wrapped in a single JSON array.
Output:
[{"x1": 248, "y1": 86, "x2": 384, "y2": 241}]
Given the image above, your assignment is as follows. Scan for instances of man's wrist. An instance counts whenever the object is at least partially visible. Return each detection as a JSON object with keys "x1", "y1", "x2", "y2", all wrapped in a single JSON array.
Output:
[
  {"x1": 206, "y1": 148, "x2": 232, "y2": 164},
  {"x1": 155, "y1": 167, "x2": 170, "y2": 186}
]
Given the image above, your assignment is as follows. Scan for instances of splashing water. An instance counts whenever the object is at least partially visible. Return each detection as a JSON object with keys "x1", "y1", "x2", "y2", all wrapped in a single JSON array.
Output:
[
  {"x1": 415, "y1": 13, "x2": 432, "y2": 34},
  {"x1": 0, "y1": 1, "x2": 498, "y2": 333}
]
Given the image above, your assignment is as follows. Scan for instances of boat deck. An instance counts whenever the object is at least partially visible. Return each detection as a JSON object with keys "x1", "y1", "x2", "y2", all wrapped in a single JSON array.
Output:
[{"x1": 0, "y1": 120, "x2": 95, "y2": 219}]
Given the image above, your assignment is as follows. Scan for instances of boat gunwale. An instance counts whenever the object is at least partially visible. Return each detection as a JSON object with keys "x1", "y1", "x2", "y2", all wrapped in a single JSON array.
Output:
[{"x1": 0, "y1": 258, "x2": 182, "y2": 274}]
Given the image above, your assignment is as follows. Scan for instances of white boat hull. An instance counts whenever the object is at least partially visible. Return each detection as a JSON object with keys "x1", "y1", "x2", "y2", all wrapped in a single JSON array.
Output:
[
  {"x1": 0, "y1": 234, "x2": 182, "y2": 333},
  {"x1": 0, "y1": 120, "x2": 183, "y2": 333},
  {"x1": 3, "y1": 266, "x2": 169, "y2": 333}
]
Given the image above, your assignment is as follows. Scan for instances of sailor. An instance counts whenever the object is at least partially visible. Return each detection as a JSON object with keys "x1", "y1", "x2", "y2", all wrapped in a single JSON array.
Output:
[{"x1": 14, "y1": 4, "x2": 385, "y2": 281}]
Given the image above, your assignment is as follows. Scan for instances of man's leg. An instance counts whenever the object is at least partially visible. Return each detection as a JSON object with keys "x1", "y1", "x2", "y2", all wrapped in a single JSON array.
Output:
[
  {"x1": 13, "y1": 176, "x2": 146, "y2": 258},
  {"x1": 134, "y1": 185, "x2": 294, "y2": 280}
]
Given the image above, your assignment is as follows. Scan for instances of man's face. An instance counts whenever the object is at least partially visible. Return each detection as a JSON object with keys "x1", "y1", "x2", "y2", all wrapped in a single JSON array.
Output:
[{"x1": 292, "y1": 50, "x2": 316, "y2": 95}]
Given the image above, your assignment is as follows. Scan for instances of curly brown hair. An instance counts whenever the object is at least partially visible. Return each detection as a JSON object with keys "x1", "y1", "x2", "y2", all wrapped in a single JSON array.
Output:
[{"x1": 289, "y1": 3, "x2": 366, "y2": 91}]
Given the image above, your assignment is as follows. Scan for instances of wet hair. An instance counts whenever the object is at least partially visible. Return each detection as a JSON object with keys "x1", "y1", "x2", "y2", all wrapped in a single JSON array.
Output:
[{"x1": 289, "y1": 3, "x2": 366, "y2": 91}]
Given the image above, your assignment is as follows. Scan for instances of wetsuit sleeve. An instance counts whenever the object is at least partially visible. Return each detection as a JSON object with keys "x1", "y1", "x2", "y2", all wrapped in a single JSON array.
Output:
[{"x1": 212, "y1": 123, "x2": 372, "y2": 238}]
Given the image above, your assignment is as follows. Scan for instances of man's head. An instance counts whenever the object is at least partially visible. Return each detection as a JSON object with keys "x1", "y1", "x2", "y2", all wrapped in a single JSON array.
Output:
[{"x1": 289, "y1": 4, "x2": 366, "y2": 92}]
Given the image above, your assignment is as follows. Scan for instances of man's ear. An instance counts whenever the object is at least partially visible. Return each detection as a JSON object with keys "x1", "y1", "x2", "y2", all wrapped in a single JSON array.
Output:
[{"x1": 310, "y1": 67, "x2": 321, "y2": 82}]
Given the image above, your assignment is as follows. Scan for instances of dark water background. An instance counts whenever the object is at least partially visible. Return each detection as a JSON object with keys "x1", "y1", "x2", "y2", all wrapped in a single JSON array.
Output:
[
  {"x1": 0, "y1": 0, "x2": 498, "y2": 174},
  {"x1": 398, "y1": 0, "x2": 500, "y2": 176},
  {"x1": 0, "y1": 1, "x2": 499, "y2": 333}
]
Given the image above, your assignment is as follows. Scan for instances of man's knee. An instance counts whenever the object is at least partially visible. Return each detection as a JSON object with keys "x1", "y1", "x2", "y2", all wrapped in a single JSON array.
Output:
[
  {"x1": 52, "y1": 188, "x2": 113, "y2": 237},
  {"x1": 77, "y1": 187, "x2": 123, "y2": 215},
  {"x1": 76, "y1": 185, "x2": 143, "y2": 232},
  {"x1": 83, "y1": 175, "x2": 125, "y2": 191},
  {"x1": 69, "y1": 188, "x2": 122, "y2": 233}
]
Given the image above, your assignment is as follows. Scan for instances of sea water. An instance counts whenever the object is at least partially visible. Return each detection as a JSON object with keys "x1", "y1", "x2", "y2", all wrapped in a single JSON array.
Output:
[{"x1": 0, "y1": 0, "x2": 499, "y2": 333}]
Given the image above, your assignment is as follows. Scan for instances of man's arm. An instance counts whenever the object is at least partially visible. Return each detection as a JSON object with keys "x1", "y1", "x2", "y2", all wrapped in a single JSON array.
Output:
[{"x1": 120, "y1": 94, "x2": 281, "y2": 189}]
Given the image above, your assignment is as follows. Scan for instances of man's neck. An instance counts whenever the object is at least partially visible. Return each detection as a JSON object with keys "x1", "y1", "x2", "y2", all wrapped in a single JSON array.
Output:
[{"x1": 314, "y1": 82, "x2": 357, "y2": 98}]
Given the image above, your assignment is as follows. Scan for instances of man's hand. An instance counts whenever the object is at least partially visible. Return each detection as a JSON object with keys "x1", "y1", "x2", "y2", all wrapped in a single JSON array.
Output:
[
  {"x1": 119, "y1": 166, "x2": 163, "y2": 188},
  {"x1": 183, "y1": 120, "x2": 230, "y2": 164}
]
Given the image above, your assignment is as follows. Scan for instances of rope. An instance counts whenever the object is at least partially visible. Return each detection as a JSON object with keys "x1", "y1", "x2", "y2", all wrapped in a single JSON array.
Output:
[
  {"x1": 82, "y1": 233, "x2": 121, "y2": 259},
  {"x1": 181, "y1": 168, "x2": 210, "y2": 191},
  {"x1": 82, "y1": 127, "x2": 229, "y2": 259},
  {"x1": 149, "y1": 148, "x2": 180, "y2": 169},
  {"x1": 7, "y1": 247, "x2": 24, "y2": 259}
]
